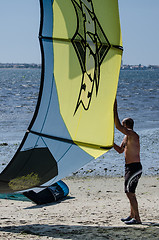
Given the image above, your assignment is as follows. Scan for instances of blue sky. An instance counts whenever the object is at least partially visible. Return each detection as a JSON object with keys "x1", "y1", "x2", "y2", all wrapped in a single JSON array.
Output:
[{"x1": 0, "y1": 0, "x2": 159, "y2": 65}]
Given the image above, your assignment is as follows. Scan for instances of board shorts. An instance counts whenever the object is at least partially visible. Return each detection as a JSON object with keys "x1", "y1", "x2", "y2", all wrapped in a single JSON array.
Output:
[{"x1": 125, "y1": 162, "x2": 142, "y2": 193}]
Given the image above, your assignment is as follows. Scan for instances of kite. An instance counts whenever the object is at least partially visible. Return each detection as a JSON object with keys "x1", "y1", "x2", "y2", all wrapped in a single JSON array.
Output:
[{"x1": 0, "y1": 0, "x2": 123, "y2": 193}]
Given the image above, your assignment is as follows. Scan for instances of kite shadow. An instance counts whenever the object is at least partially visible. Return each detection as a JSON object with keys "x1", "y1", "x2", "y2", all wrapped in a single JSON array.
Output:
[{"x1": 0, "y1": 223, "x2": 159, "y2": 239}]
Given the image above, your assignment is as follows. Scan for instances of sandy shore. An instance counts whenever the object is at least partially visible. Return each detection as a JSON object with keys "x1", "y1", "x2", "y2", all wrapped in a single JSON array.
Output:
[{"x1": 0, "y1": 176, "x2": 158, "y2": 239}]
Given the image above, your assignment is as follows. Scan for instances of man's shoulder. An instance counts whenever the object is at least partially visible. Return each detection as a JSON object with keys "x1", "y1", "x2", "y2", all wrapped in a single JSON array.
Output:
[
  {"x1": 127, "y1": 128, "x2": 139, "y2": 138},
  {"x1": 132, "y1": 129, "x2": 139, "y2": 136},
  {"x1": 129, "y1": 129, "x2": 139, "y2": 140}
]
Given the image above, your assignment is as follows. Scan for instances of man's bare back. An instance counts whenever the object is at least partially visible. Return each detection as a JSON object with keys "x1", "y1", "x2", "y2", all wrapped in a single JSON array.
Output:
[{"x1": 122, "y1": 130, "x2": 140, "y2": 164}]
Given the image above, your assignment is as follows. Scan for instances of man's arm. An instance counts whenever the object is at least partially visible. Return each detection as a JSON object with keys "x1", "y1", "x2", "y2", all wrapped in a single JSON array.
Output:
[
  {"x1": 114, "y1": 99, "x2": 133, "y2": 136},
  {"x1": 113, "y1": 142, "x2": 125, "y2": 154}
]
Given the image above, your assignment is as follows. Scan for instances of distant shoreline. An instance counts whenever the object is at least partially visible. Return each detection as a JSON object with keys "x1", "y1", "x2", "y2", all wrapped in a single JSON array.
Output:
[
  {"x1": 0, "y1": 63, "x2": 41, "y2": 69},
  {"x1": 0, "y1": 63, "x2": 159, "y2": 70},
  {"x1": 121, "y1": 64, "x2": 159, "y2": 70}
]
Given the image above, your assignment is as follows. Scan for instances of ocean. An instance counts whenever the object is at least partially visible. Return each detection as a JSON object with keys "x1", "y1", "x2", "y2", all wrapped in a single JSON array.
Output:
[{"x1": 0, "y1": 68, "x2": 159, "y2": 177}]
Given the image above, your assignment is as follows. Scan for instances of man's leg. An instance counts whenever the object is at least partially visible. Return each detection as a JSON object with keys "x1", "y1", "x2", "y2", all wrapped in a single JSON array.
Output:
[
  {"x1": 126, "y1": 192, "x2": 141, "y2": 222},
  {"x1": 130, "y1": 203, "x2": 134, "y2": 218}
]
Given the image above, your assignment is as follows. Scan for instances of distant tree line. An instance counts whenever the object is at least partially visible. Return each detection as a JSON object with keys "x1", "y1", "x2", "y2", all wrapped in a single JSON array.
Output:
[
  {"x1": 0, "y1": 63, "x2": 41, "y2": 69},
  {"x1": 121, "y1": 64, "x2": 159, "y2": 70}
]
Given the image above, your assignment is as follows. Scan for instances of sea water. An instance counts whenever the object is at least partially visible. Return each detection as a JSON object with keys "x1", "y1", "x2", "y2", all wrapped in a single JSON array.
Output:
[{"x1": 0, "y1": 68, "x2": 159, "y2": 176}]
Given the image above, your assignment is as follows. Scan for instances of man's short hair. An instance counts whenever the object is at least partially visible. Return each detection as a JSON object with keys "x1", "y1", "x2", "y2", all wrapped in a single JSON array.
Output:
[{"x1": 122, "y1": 118, "x2": 134, "y2": 129}]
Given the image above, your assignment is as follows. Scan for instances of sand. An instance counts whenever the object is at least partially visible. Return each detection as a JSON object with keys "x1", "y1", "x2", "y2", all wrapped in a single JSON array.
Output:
[{"x1": 0, "y1": 175, "x2": 158, "y2": 239}]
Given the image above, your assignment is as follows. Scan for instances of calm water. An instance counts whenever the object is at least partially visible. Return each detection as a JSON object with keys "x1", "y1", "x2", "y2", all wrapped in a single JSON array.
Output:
[{"x1": 0, "y1": 68, "x2": 159, "y2": 176}]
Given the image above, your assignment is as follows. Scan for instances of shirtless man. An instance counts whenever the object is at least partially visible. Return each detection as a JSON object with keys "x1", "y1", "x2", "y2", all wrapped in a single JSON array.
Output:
[{"x1": 113, "y1": 99, "x2": 142, "y2": 224}]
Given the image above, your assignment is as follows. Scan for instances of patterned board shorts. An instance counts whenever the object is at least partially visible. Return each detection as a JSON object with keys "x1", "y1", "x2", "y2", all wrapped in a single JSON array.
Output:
[{"x1": 125, "y1": 162, "x2": 142, "y2": 193}]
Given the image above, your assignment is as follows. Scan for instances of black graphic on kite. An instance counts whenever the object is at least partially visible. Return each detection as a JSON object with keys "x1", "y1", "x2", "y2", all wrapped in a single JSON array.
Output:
[{"x1": 71, "y1": 0, "x2": 111, "y2": 114}]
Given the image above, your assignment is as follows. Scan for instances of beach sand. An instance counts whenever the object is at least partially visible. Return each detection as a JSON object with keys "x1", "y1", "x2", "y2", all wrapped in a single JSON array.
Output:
[{"x1": 0, "y1": 176, "x2": 158, "y2": 239}]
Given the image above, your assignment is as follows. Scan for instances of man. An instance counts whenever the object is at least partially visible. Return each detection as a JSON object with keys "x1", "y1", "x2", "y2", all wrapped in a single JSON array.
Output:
[{"x1": 113, "y1": 98, "x2": 142, "y2": 225}]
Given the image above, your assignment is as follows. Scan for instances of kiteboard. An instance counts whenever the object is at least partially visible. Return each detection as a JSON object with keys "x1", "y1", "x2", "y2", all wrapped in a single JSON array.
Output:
[
  {"x1": 0, "y1": 180, "x2": 69, "y2": 205},
  {"x1": 23, "y1": 180, "x2": 69, "y2": 205}
]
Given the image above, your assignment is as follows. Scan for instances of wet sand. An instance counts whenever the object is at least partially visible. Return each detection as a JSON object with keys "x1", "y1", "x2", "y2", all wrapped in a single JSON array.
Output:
[{"x1": 0, "y1": 176, "x2": 158, "y2": 239}]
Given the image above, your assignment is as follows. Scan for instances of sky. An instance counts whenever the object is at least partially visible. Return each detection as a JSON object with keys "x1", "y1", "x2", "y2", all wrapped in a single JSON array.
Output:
[{"x1": 0, "y1": 0, "x2": 159, "y2": 66}]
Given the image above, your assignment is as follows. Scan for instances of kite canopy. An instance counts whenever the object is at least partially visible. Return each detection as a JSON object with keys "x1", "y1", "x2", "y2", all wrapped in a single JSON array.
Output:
[{"x1": 0, "y1": 0, "x2": 123, "y2": 193}]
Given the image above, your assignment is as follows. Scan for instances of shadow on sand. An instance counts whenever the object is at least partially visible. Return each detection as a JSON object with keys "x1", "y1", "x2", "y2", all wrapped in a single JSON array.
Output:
[{"x1": 0, "y1": 223, "x2": 159, "y2": 239}]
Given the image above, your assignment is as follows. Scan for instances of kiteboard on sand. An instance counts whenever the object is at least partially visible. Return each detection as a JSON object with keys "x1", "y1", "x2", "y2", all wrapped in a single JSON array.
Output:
[
  {"x1": 0, "y1": 180, "x2": 69, "y2": 205},
  {"x1": 23, "y1": 180, "x2": 69, "y2": 205}
]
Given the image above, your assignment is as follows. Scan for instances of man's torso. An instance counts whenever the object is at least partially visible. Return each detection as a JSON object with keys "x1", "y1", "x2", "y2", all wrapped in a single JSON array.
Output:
[{"x1": 123, "y1": 132, "x2": 140, "y2": 164}]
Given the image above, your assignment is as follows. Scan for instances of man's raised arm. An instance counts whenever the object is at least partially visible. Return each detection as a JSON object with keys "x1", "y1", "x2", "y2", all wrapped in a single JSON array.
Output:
[
  {"x1": 114, "y1": 98, "x2": 122, "y2": 131},
  {"x1": 114, "y1": 99, "x2": 132, "y2": 136}
]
